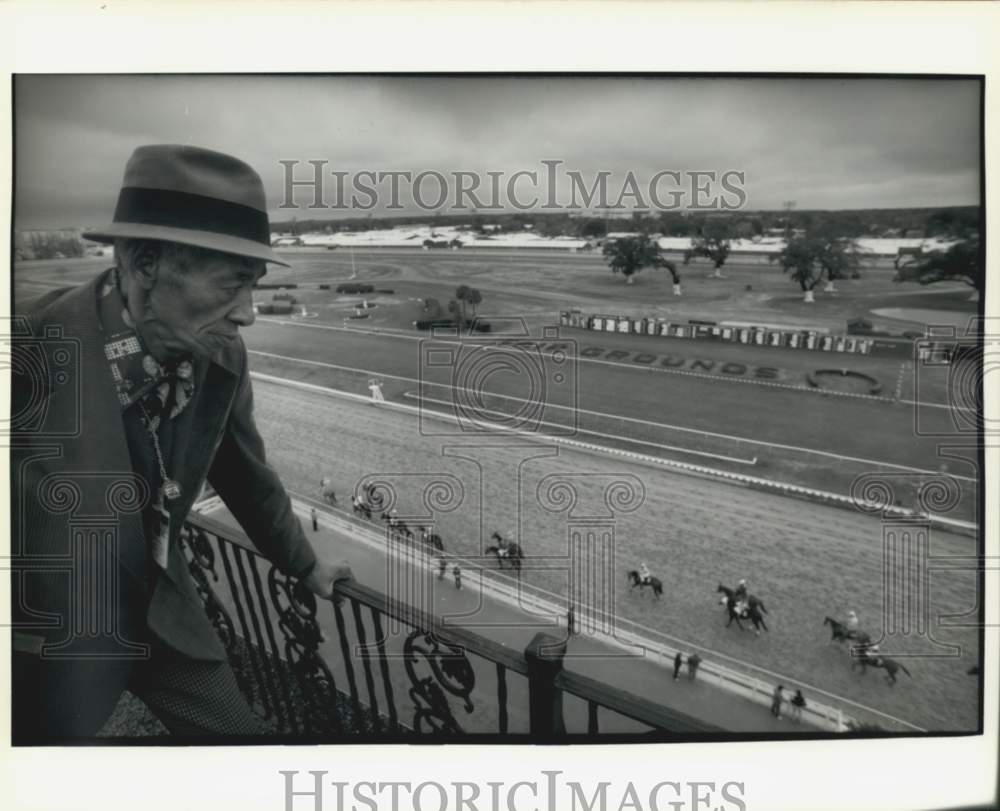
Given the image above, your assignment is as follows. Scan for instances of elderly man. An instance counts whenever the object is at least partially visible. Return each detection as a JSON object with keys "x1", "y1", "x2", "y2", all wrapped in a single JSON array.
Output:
[{"x1": 11, "y1": 144, "x2": 351, "y2": 742}]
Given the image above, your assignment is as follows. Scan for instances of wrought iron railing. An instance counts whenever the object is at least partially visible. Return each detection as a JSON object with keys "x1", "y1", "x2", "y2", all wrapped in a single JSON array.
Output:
[{"x1": 178, "y1": 511, "x2": 727, "y2": 738}]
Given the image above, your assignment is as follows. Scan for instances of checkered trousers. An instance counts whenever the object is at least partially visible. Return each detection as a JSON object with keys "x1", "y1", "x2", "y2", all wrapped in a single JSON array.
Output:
[{"x1": 128, "y1": 641, "x2": 270, "y2": 738}]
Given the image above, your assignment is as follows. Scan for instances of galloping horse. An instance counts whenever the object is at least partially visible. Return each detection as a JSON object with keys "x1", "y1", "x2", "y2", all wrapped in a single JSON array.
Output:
[
  {"x1": 717, "y1": 584, "x2": 768, "y2": 614},
  {"x1": 380, "y1": 512, "x2": 414, "y2": 542},
  {"x1": 418, "y1": 527, "x2": 445, "y2": 553},
  {"x1": 485, "y1": 544, "x2": 523, "y2": 571},
  {"x1": 352, "y1": 497, "x2": 372, "y2": 520},
  {"x1": 319, "y1": 477, "x2": 337, "y2": 506},
  {"x1": 823, "y1": 616, "x2": 872, "y2": 648},
  {"x1": 626, "y1": 570, "x2": 663, "y2": 598},
  {"x1": 717, "y1": 584, "x2": 768, "y2": 634},
  {"x1": 852, "y1": 654, "x2": 913, "y2": 686},
  {"x1": 485, "y1": 532, "x2": 523, "y2": 572}
]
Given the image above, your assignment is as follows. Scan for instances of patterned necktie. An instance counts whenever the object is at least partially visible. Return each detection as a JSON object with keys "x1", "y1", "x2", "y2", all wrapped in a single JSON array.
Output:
[
  {"x1": 99, "y1": 270, "x2": 195, "y2": 571},
  {"x1": 139, "y1": 359, "x2": 193, "y2": 571}
]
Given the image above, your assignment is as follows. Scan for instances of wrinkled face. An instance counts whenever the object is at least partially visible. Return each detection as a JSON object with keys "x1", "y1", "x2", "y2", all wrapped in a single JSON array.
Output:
[{"x1": 130, "y1": 245, "x2": 265, "y2": 360}]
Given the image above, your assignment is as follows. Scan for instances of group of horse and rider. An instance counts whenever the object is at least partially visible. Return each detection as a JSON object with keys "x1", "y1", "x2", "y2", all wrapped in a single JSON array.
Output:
[
  {"x1": 330, "y1": 479, "x2": 525, "y2": 572},
  {"x1": 823, "y1": 611, "x2": 912, "y2": 685},
  {"x1": 628, "y1": 565, "x2": 768, "y2": 634},
  {"x1": 325, "y1": 481, "x2": 910, "y2": 686},
  {"x1": 633, "y1": 562, "x2": 909, "y2": 686}
]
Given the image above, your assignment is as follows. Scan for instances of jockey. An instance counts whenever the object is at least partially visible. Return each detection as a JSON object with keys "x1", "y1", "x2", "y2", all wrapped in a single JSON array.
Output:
[
  {"x1": 846, "y1": 610, "x2": 859, "y2": 631},
  {"x1": 639, "y1": 563, "x2": 651, "y2": 585},
  {"x1": 733, "y1": 578, "x2": 749, "y2": 615},
  {"x1": 734, "y1": 578, "x2": 748, "y2": 601},
  {"x1": 497, "y1": 533, "x2": 509, "y2": 557},
  {"x1": 388, "y1": 508, "x2": 399, "y2": 528}
]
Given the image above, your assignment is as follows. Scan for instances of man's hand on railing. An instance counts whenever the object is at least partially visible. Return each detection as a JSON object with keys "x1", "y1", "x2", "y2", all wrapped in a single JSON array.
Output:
[{"x1": 302, "y1": 559, "x2": 354, "y2": 603}]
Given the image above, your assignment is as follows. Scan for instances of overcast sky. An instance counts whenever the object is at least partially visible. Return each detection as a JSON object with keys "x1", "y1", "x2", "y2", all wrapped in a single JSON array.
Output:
[{"x1": 14, "y1": 75, "x2": 981, "y2": 229}]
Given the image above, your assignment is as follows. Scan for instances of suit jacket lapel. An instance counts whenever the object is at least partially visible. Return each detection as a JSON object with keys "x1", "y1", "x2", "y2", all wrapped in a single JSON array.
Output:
[{"x1": 166, "y1": 359, "x2": 239, "y2": 540}]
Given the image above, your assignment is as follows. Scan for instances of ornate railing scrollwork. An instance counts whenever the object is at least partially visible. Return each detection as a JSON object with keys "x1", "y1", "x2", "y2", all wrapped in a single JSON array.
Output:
[
  {"x1": 267, "y1": 567, "x2": 341, "y2": 732},
  {"x1": 177, "y1": 525, "x2": 247, "y2": 694},
  {"x1": 186, "y1": 525, "x2": 221, "y2": 580},
  {"x1": 404, "y1": 630, "x2": 475, "y2": 733}
]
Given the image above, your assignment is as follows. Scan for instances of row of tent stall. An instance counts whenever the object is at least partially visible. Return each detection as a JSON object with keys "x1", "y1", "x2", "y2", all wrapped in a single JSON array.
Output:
[{"x1": 559, "y1": 310, "x2": 889, "y2": 355}]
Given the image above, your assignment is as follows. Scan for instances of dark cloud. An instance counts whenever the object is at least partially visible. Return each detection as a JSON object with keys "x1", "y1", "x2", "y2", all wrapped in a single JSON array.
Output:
[{"x1": 14, "y1": 75, "x2": 981, "y2": 228}]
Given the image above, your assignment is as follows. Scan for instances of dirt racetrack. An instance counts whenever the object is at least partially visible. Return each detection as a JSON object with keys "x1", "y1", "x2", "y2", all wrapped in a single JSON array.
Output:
[{"x1": 250, "y1": 377, "x2": 980, "y2": 732}]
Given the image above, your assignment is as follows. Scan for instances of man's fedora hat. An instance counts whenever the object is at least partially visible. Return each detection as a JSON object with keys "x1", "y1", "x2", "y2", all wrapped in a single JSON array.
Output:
[{"x1": 83, "y1": 144, "x2": 289, "y2": 266}]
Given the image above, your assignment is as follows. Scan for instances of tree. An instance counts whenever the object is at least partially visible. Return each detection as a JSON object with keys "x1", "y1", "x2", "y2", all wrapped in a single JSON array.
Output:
[
  {"x1": 659, "y1": 212, "x2": 696, "y2": 236},
  {"x1": 602, "y1": 234, "x2": 681, "y2": 294},
  {"x1": 772, "y1": 223, "x2": 866, "y2": 302},
  {"x1": 449, "y1": 285, "x2": 485, "y2": 329},
  {"x1": 894, "y1": 237, "x2": 982, "y2": 293},
  {"x1": 454, "y1": 285, "x2": 471, "y2": 322},
  {"x1": 683, "y1": 217, "x2": 732, "y2": 278},
  {"x1": 580, "y1": 219, "x2": 606, "y2": 239},
  {"x1": 809, "y1": 222, "x2": 865, "y2": 292},
  {"x1": 466, "y1": 288, "x2": 483, "y2": 315},
  {"x1": 29, "y1": 232, "x2": 84, "y2": 259},
  {"x1": 924, "y1": 209, "x2": 978, "y2": 240},
  {"x1": 771, "y1": 236, "x2": 823, "y2": 302}
]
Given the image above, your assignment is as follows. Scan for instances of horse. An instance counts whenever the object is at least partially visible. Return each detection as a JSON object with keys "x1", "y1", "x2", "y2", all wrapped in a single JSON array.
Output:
[
  {"x1": 485, "y1": 543, "x2": 523, "y2": 572},
  {"x1": 852, "y1": 654, "x2": 913, "y2": 685},
  {"x1": 319, "y1": 477, "x2": 337, "y2": 506},
  {"x1": 823, "y1": 616, "x2": 872, "y2": 648},
  {"x1": 717, "y1": 584, "x2": 768, "y2": 634},
  {"x1": 418, "y1": 527, "x2": 445, "y2": 553},
  {"x1": 380, "y1": 512, "x2": 414, "y2": 542},
  {"x1": 717, "y1": 584, "x2": 768, "y2": 613},
  {"x1": 626, "y1": 570, "x2": 663, "y2": 598},
  {"x1": 352, "y1": 497, "x2": 372, "y2": 520}
]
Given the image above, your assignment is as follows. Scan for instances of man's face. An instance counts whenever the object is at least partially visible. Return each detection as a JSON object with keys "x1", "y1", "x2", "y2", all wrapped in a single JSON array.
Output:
[{"x1": 141, "y1": 249, "x2": 265, "y2": 360}]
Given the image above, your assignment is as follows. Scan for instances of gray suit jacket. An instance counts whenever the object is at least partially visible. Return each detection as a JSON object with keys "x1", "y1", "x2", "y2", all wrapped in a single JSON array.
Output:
[{"x1": 11, "y1": 272, "x2": 317, "y2": 742}]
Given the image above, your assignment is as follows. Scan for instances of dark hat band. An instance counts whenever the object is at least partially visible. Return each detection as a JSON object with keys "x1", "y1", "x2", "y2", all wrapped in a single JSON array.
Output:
[{"x1": 113, "y1": 186, "x2": 271, "y2": 247}]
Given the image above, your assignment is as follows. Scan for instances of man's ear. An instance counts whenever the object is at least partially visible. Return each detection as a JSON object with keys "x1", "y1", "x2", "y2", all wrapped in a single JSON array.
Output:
[{"x1": 130, "y1": 242, "x2": 162, "y2": 290}]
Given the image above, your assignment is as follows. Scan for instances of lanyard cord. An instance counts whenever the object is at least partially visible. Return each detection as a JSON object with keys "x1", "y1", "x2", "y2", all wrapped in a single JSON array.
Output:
[{"x1": 137, "y1": 399, "x2": 181, "y2": 500}]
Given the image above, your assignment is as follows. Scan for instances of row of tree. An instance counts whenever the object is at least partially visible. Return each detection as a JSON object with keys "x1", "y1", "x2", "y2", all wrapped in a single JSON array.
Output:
[
  {"x1": 23, "y1": 233, "x2": 85, "y2": 260},
  {"x1": 423, "y1": 285, "x2": 485, "y2": 326},
  {"x1": 602, "y1": 227, "x2": 982, "y2": 301},
  {"x1": 274, "y1": 206, "x2": 979, "y2": 242}
]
